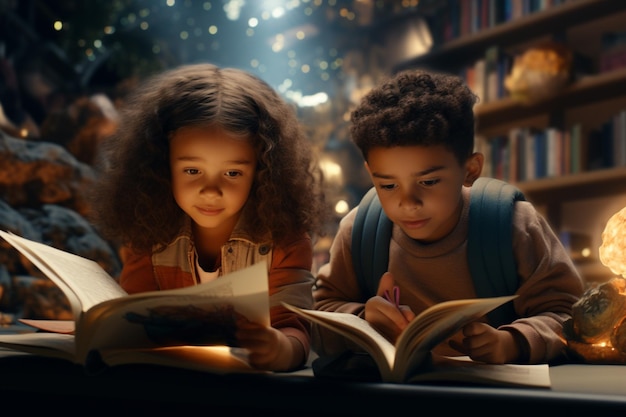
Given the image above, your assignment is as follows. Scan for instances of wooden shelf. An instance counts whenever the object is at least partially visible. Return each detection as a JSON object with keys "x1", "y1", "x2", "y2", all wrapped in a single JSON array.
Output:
[
  {"x1": 475, "y1": 67, "x2": 626, "y2": 131},
  {"x1": 517, "y1": 167, "x2": 626, "y2": 204},
  {"x1": 394, "y1": 0, "x2": 626, "y2": 72}
]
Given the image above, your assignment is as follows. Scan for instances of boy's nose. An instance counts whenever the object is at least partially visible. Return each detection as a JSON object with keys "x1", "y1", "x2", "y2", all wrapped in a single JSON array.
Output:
[{"x1": 399, "y1": 190, "x2": 422, "y2": 209}]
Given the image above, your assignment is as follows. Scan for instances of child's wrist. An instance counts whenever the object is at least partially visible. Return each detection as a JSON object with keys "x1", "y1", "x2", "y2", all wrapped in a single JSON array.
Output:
[{"x1": 506, "y1": 328, "x2": 530, "y2": 363}]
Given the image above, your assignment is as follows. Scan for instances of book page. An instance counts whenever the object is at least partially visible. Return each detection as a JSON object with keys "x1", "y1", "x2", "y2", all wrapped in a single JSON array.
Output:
[
  {"x1": 407, "y1": 355, "x2": 551, "y2": 388},
  {"x1": 0, "y1": 332, "x2": 267, "y2": 376},
  {"x1": 0, "y1": 231, "x2": 127, "y2": 319},
  {"x1": 99, "y1": 345, "x2": 265, "y2": 375},
  {"x1": 282, "y1": 303, "x2": 396, "y2": 381},
  {"x1": 75, "y1": 261, "x2": 270, "y2": 362},
  {"x1": 396, "y1": 295, "x2": 517, "y2": 379},
  {"x1": 19, "y1": 319, "x2": 75, "y2": 334},
  {"x1": 0, "y1": 332, "x2": 76, "y2": 362}
]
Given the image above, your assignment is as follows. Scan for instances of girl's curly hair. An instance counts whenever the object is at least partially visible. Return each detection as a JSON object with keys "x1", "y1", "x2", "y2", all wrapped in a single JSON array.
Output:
[
  {"x1": 350, "y1": 69, "x2": 478, "y2": 165},
  {"x1": 89, "y1": 63, "x2": 327, "y2": 252}
]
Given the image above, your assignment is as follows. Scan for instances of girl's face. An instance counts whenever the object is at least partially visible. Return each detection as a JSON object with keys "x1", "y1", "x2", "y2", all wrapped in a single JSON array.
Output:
[
  {"x1": 170, "y1": 125, "x2": 257, "y2": 234},
  {"x1": 365, "y1": 144, "x2": 482, "y2": 243}
]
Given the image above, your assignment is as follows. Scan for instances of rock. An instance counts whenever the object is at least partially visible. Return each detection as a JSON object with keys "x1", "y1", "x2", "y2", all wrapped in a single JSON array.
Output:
[
  {"x1": 0, "y1": 131, "x2": 97, "y2": 216},
  {"x1": 0, "y1": 129, "x2": 121, "y2": 324}
]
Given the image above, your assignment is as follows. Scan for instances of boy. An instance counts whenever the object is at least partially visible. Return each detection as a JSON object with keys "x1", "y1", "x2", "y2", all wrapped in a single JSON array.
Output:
[{"x1": 313, "y1": 70, "x2": 584, "y2": 368}]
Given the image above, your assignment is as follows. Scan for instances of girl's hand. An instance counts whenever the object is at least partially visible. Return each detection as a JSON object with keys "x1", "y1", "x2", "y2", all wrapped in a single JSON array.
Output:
[
  {"x1": 448, "y1": 322, "x2": 520, "y2": 364},
  {"x1": 235, "y1": 316, "x2": 304, "y2": 371},
  {"x1": 364, "y1": 272, "x2": 415, "y2": 344}
]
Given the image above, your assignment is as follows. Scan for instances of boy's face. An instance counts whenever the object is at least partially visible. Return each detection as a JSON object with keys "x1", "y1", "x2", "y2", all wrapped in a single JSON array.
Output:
[
  {"x1": 169, "y1": 125, "x2": 257, "y2": 235},
  {"x1": 365, "y1": 145, "x2": 482, "y2": 243}
]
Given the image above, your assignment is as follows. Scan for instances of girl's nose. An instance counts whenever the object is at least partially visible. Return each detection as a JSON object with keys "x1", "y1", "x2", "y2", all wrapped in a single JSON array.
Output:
[{"x1": 200, "y1": 181, "x2": 222, "y2": 196}]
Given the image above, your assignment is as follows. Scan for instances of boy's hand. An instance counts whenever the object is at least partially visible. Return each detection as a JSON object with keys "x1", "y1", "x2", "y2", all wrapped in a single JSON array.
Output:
[
  {"x1": 364, "y1": 272, "x2": 415, "y2": 343},
  {"x1": 448, "y1": 322, "x2": 520, "y2": 364},
  {"x1": 235, "y1": 316, "x2": 304, "y2": 371}
]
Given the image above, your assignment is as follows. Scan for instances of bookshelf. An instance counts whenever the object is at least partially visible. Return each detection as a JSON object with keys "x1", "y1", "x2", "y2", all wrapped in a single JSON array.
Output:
[
  {"x1": 395, "y1": 0, "x2": 626, "y2": 73},
  {"x1": 475, "y1": 67, "x2": 626, "y2": 135},
  {"x1": 397, "y1": 0, "x2": 626, "y2": 282}
]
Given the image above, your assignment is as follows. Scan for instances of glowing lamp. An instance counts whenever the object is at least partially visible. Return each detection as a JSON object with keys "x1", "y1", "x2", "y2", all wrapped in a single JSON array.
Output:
[
  {"x1": 564, "y1": 206, "x2": 626, "y2": 364},
  {"x1": 599, "y1": 206, "x2": 626, "y2": 278}
]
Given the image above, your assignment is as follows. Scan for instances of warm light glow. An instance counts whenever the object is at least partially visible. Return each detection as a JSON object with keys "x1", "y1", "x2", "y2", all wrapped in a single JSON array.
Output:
[
  {"x1": 318, "y1": 158, "x2": 343, "y2": 184},
  {"x1": 599, "y1": 206, "x2": 626, "y2": 277},
  {"x1": 284, "y1": 91, "x2": 328, "y2": 107},
  {"x1": 335, "y1": 200, "x2": 349, "y2": 215}
]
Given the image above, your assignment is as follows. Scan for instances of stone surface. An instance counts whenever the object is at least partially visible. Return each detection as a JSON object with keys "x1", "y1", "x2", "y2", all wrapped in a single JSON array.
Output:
[{"x1": 0, "y1": 130, "x2": 121, "y2": 322}]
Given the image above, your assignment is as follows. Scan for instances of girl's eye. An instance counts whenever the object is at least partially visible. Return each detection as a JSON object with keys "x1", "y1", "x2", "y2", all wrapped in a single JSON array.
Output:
[
  {"x1": 225, "y1": 170, "x2": 242, "y2": 178},
  {"x1": 420, "y1": 178, "x2": 440, "y2": 187},
  {"x1": 184, "y1": 168, "x2": 200, "y2": 175}
]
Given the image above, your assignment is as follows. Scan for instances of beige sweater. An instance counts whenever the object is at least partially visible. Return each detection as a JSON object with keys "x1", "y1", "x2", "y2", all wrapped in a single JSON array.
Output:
[{"x1": 313, "y1": 186, "x2": 585, "y2": 364}]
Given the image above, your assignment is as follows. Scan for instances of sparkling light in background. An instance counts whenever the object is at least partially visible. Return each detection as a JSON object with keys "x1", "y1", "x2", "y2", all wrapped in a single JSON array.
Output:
[{"x1": 14, "y1": 0, "x2": 425, "y2": 108}]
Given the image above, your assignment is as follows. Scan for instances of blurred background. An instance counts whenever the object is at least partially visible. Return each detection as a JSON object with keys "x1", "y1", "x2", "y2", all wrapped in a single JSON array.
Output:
[
  {"x1": 0, "y1": 0, "x2": 438, "y2": 225},
  {"x1": 0, "y1": 0, "x2": 438, "y2": 321},
  {"x1": 1, "y1": 0, "x2": 626, "y2": 323}
]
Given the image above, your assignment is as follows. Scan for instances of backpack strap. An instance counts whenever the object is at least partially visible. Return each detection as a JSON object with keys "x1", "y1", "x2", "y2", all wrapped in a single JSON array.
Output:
[
  {"x1": 468, "y1": 177, "x2": 526, "y2": 326},
  {"x1": 351, "y1": 187, "x2": 392, "y2": 300}
]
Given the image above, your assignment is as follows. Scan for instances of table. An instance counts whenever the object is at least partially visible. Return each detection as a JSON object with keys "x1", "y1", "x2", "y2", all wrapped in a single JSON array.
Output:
[{"x1": 0, "y1": 348, "x2": 625, "y2": 417}]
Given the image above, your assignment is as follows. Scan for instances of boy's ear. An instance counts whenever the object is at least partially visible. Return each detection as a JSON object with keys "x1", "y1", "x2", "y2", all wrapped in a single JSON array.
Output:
[{"x1": 463, "y1": 152, "x2": 484, "y2": 186}]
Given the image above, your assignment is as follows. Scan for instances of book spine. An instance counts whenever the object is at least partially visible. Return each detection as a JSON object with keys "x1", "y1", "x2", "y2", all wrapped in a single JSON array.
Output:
[
  {"x1": 570, "y1": 124, "x2": 581, "y2": 174},
  {"x1": 535, "y1": 131, "x2": 547, "y2": 179},
  {"x1": 524, "y1": 130, "x2": 535, "y2": 181},
  {"x1": 508, "y1": 128, "x2": 519, "y2": 182},
  {"x1": 562, "y1": 129, "x2": 571, "y2": 175}
]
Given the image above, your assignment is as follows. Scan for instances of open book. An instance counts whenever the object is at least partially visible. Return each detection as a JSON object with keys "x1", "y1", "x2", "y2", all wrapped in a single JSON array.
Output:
[
  {"x1": 284, "y1": 294, "x2": 549, "y2": 387},
  {"x1": 0, "y1": 230, "x2": 270, "y2": 375}
]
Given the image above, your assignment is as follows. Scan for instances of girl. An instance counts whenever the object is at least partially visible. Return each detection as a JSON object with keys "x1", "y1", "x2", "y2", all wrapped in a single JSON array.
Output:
[{"x1": 89, "y1": 63, "x2": 328, "y2": 372}]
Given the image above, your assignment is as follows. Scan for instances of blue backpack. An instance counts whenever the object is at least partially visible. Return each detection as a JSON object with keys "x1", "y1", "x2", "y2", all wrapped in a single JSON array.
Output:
[{"x1": 351, "y1": 177, "x2": 525, "y2": 326}]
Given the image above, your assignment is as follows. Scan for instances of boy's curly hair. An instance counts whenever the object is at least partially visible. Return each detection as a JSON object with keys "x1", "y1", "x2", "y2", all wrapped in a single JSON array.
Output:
[
  {"x1": 89, "y1": 63, "x2": 327, "y2": 252},
  {"x1": 350, "y1": 70, "x2": 478, "y2": 165}
]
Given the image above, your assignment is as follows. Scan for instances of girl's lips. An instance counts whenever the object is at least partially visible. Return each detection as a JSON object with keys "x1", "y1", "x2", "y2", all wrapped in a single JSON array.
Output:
[{"x1": 197, "y1": 206, "x2": 224, "y2": 216}]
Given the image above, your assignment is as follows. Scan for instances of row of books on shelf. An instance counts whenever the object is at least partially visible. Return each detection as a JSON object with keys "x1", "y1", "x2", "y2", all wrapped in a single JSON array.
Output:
[
  {"x1": 460, "y1": 41, "x2": 626, "y2": 105},
  {"x1": 458, "y1": 31, "x2": 626, "y2": 104},
  {"x1": 463, "y1": 45, "x2": 509, "y2": 104},
  {"x1": 429, "y1": 0, "x2": 568, "y2": 44},
  {"x1": 478, "y1": 109, "x2": 626, "y2": 182}
]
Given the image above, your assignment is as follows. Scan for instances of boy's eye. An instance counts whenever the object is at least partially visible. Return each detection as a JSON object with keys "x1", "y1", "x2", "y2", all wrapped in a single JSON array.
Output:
[
  {"x1": 379, "y1": 184, "x2": 396, "y2": 191},
  {"x1": 420, "y1": 178, "x2": 440, "y2": 187},
  {"x1": 183, "y1": 168, "x2": 200, "y2": 175}
]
